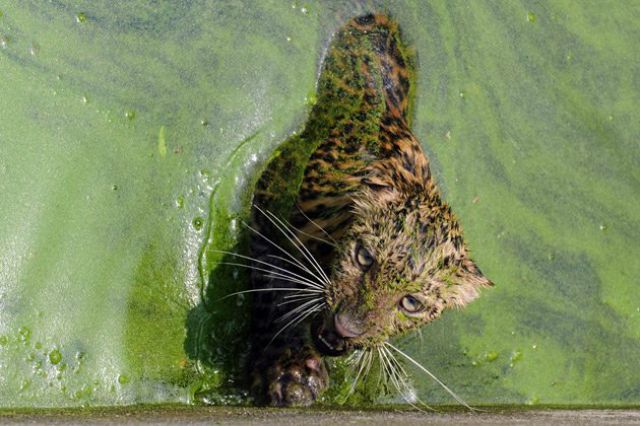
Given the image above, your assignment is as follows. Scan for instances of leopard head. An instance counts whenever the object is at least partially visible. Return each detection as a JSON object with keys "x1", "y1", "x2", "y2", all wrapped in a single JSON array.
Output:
[{"x1": 313, "y1": 185, "x2": 492, "y2": 355}]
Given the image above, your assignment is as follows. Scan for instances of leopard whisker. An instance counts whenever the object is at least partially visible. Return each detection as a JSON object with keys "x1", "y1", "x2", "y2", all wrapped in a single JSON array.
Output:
[
  {"x1": 381, "y1": 346, "x2": 434, "y2": 412},
  {"x1": 347, "y1": 349, "x2": 370, "y2": 397},
  {"x1": 255, "y1": 205, "x2": 331, "y2": 286},
  {"x1": 213, "y1": 250, "x2": 326, "y2": 290},
  {"x1": 377, "y1": 346, "x2": 397, "y2": 392},
  {"x1": 296, "y1": 204, "x2": 338, "y2": 246},
  {"x1": 252, "y1": 206, "x2": 321, "y2": 273},
  {"x1": 258, "y1": 206, "x2": 331, "y2": 287},
  {"x1": 280, "y1": 291, "x2": 321, "y2": 303},
  {"x1": 379, "y1": 346, "x2": 424, "y2": 412},
  {"x1": 267, "y1": 304, "x2": 323, "y2": 347},
  {"x1": 242, "y1": 220, "x2": 318, "y2": 283},
  {"x1": 217, "y1": 261, "x2": 324, "y2": 291},
  {"x1": 266, "y1": 254, "x2": 326, "y2": 281},
  {"x1": 382, "y1": 345, "x2": 409, "y2": 382},
  {"x1": 220, "y1": 287, "x2": 321, "y2": 300},
  {"x1": 277, "y1": 294, "x2": 319, "y2": 307},
  {"x1": 364, "y1": 346, "x2": 375, "y2": 379},
  {"x1": 276, "y1": 297, "x2": 324, "y2": 323},
  {"x1": 375, "y1": 347, "x2": 387, "y2": 392},
  {"x1": 283, "y1": 215, "x2": 337, "y2": 248},
  {"x1": 385, "y1": 341, "x2": 475, "y2": 411},
  {"x1": 346, "y1": 348, "x2": 365, "y2": 365},
  {"x1": 283, "y1": 291, "x2": 321, "y2": 300},
  {"x1": 264, "y1": 274, "x2": 327, "y2": 291}
]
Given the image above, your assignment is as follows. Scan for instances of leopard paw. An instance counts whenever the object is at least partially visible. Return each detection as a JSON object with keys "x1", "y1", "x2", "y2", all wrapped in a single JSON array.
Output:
[{"x1": 253, "y1": 353, "x2": 328, "y2": 406}]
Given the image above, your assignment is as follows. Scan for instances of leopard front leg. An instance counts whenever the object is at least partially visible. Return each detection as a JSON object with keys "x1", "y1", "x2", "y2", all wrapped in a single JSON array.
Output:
[
  {"x1": 251, "y1": 344, "x2": 328, "y2": 406},
  {"x1": 247, "y1": 223, "x2": 330, "y2": 406}
]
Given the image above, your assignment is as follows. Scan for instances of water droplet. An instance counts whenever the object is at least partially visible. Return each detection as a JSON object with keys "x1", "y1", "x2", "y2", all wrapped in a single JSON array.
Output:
[
  {"x1": 118, "y1": 374, "x2": 130, "y2": 385},
  {"x1": 76, "y1": 12, "x2": 87, "y2": 23},
  {"x1": 484, "y1": 351, "x2": 499, "y2": 362},
  {"x1": 125, "y1": 110, "x2": 136, "y2": 120},
  {"x1": 18, "y1": 327, "x2": 31, "y2": 342},
  {"x1": 192, "y1": 217, "x2": 204, "y2": 230},
  {"x1": 527, "y1": 11, "x2": 537, "y2": 23},
  {"x1": 49, "y1": 348, "x2": 63, "y2": 365},
  {"x1": 29, "y1": 42, "x2": 39, "y2": 56}
]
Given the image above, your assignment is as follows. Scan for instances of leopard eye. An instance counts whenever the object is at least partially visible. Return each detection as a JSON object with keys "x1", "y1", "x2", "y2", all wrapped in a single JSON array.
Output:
[
  {"x1": 400, "y1": 295, "x2": 424, "y2": 314},
  {"x1": 355, "y1": 244, "x2": 374, "y2": 270}
]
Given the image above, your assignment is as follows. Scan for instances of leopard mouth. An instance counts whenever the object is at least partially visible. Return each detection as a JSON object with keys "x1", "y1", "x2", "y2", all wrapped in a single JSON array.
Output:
[{"x1": 311, "y1": 314, "x2": 351, "y2": 356}]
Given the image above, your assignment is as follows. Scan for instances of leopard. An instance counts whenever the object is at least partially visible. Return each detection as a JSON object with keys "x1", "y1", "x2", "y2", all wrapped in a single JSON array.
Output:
[{"x1": 242, "y1": 13, "x2": 492, "y2": 407}]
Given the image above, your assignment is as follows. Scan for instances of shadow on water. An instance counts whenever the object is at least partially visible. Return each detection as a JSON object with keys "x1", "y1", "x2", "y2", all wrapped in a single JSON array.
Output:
[
  {"x1": 184, "y1": 243, "x2": 252, "y2": 404},
  {"x1": 182, "y1": 130, "x2": 322, "y2": 404},
  {"x1": 181, "y1": 132, "x2": 267, "y2": 404}
]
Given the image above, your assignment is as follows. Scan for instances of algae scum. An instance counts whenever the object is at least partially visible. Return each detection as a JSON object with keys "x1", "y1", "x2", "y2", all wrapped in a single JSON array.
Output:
[{"x1": 1, "y1": 1, "x2": 639, "y2": 408}]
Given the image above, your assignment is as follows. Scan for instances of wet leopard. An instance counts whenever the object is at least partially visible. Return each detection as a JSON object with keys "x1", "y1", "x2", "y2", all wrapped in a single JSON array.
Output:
[{"x1": 244, "y1": 13, "x2": 492, "y2": 407}]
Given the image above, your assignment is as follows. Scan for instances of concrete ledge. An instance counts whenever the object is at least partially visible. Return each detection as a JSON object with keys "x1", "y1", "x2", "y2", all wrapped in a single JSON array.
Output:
[{"x1": 2, "y1": 407, "x2": 640, "y2": 425}]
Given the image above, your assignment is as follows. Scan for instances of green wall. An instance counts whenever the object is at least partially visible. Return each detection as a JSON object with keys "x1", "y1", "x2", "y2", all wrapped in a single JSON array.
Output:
[{"x1": 0, "y1": 0, "x2": 638, "y2": 408}]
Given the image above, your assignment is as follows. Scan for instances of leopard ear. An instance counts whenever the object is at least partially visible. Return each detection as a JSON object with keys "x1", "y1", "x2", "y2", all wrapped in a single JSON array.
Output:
[
  {"x1": 460, "y1": 257, "x2": 493, "y2": 288},
  {"x1": 448, "y1": 257, "x2": 493, "y2": 308}
]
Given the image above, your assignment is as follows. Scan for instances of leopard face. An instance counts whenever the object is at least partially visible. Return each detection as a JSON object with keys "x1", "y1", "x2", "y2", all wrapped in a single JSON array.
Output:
[{"x1": 312, "y1": 187, "x2": 492, "y2": 356}]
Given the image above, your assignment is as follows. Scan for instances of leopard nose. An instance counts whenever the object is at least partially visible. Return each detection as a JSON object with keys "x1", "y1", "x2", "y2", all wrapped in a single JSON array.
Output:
[{"x1": 334, "y1": 313, "x2": 364, "y2": 338}]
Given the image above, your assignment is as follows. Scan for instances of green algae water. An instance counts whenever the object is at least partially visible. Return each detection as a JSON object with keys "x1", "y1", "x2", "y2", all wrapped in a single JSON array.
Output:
[{"x1": 0, "y1": 0, "x2": 639, "y2": 408}]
